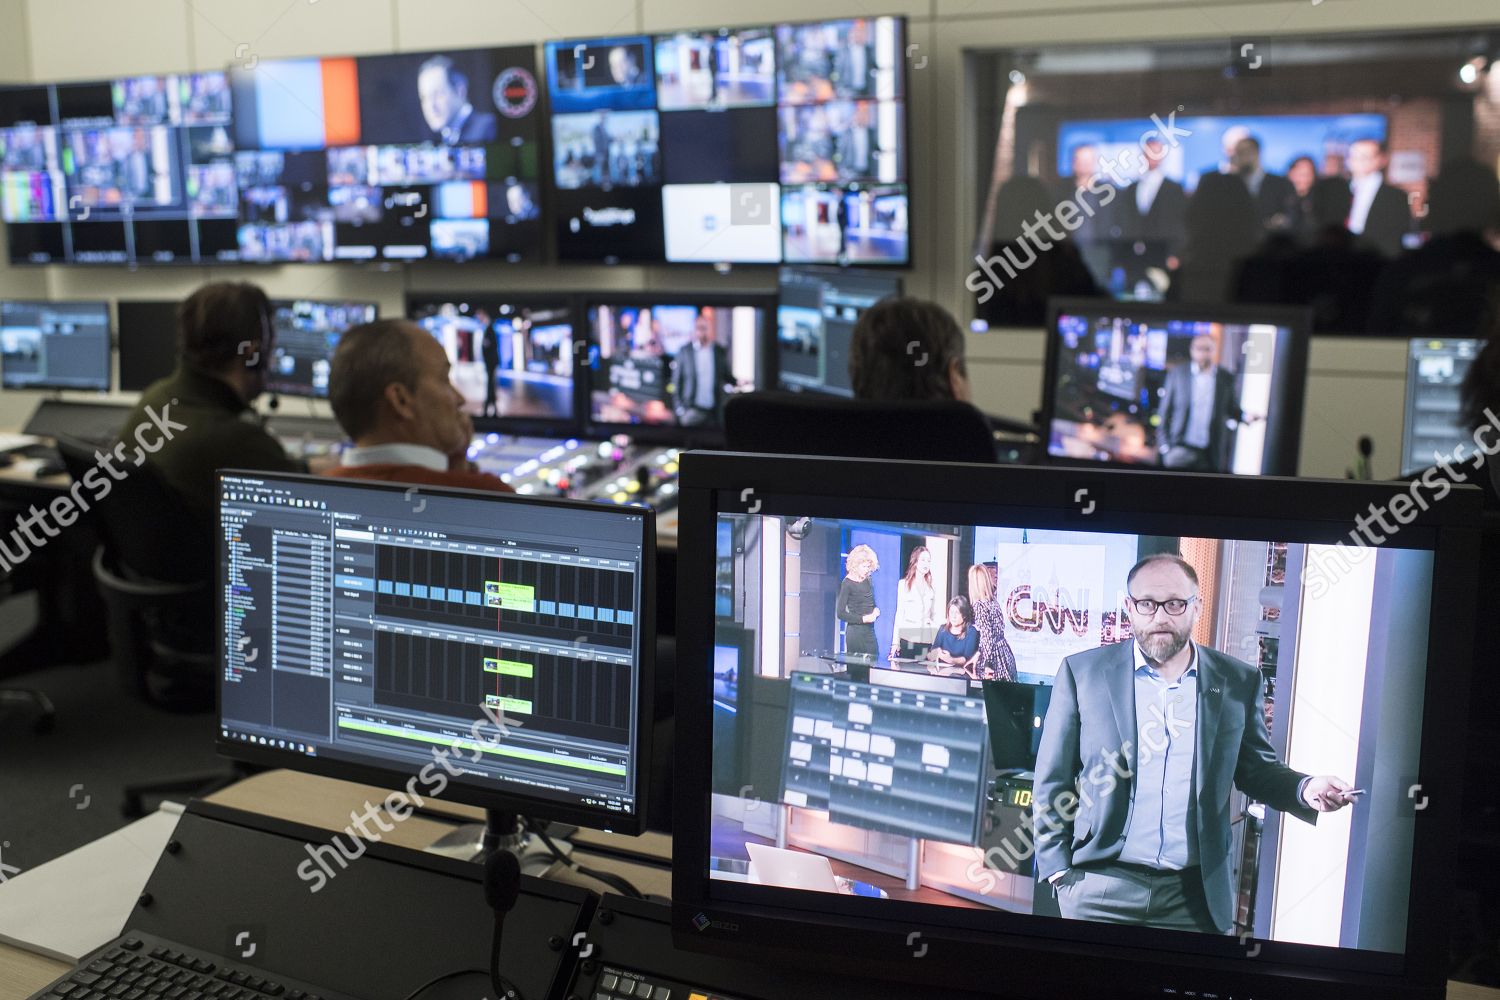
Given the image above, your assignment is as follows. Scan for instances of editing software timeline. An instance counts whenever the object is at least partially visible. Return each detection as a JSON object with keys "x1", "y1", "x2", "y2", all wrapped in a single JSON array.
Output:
[
  {"x1": 218, "y1": 472, "x2": 654, "y2": 831},
  {"x1": 1402, "y1": 337, "x2": 1484, "y2": 477}
]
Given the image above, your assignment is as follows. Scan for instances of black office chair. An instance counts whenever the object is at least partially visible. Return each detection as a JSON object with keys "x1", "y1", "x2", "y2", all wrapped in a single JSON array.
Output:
[
  {"x1": 0, "y1": 566, "x2": 56, "y2": 734},
  {"x1": 724, "y1": 391, "x2": 1007, "y2": 463},
  {"x1": 54, "y1": 436, "x2": 244, "y2": 815}
]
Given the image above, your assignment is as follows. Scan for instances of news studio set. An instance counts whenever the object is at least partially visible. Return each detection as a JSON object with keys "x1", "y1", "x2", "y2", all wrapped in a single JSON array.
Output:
[{"x1": 0, "y1": 8, "x2": 1498, "y2": 1000}]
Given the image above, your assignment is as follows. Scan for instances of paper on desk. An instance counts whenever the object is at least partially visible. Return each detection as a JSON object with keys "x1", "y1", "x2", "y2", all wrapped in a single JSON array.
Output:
[
  {"x1": 0, "y1": 433, "x2": 41, "y2": 453},
  {"x1": 0, "y1": 802, "x2": 183, "y2": 963}
]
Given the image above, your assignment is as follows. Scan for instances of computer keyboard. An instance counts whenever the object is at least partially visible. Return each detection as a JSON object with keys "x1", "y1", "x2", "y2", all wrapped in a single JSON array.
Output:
[{"x1": 25, "y1": 932, "x2": 365, "y2": 1000}]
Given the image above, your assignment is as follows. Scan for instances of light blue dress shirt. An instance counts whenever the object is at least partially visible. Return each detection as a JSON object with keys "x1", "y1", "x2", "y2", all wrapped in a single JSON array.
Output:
[
  {"x1": 1118, "y1": 641, "x2": 1200, "y2": 870},
  {"x1": 1184, "y1": 365, "x2": 1217, "y2": 450}
]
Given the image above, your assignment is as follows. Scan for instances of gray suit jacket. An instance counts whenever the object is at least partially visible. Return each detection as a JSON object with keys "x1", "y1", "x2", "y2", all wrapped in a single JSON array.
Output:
[
  {"x1": 1157, "y1": 362, "x2": 1238, "y2": 466},
  {"x1": 1033, "y1": 640, "x2": 1315, "y2": 932}
]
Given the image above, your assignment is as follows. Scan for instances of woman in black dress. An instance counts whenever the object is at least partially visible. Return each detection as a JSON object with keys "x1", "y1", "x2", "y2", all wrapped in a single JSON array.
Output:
[{"x1": 836, "y1": 543, "x2": 881, "y2": 659}]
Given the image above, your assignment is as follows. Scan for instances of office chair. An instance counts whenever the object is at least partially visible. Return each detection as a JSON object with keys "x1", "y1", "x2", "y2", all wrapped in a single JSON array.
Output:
[
  {"x1": 0, "y1": 566, "x2": 56, "y2": 734},
  {"x1": 724, "y1": 391, "x2": 1010, "y2": 464},
  {"x1": 54, "y1": 436, "x2": 245, "y2": 816}
]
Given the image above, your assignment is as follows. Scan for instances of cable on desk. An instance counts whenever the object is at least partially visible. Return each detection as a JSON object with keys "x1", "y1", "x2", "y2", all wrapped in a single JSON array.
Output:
[{"x1": 523, "y1": 817, "x2": 644, "y2": 898}]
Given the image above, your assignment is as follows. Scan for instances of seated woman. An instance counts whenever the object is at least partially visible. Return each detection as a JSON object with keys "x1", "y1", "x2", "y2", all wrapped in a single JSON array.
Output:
[
  {"x1": 928, "y1": 595, "x2": 979, "y2": 676},
  {"x1": 967, "y1": 564, "x2": 1017, "y2": 681}
]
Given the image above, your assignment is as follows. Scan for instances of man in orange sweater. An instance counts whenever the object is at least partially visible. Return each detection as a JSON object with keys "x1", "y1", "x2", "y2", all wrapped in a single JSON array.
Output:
[{"x1": 324, "y1": 319, "x2": 512, "y2": 494}]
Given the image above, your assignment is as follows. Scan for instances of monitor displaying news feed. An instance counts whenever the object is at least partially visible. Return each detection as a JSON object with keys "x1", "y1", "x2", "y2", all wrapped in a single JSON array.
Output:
[
  {"x1": 406, "y1": 294, "x2": 578, "y2": 430},
  {"x1": 1042, "y1": 299, "x2": 1310, "y2": 476},
  {"x1": 1401, "y1": 337, "x2": 1484, "y2": 478},
  {"x1": 674, "y1": 453, "x2": 1480, "y2": 999},
  {"x1": 776, "y1": 265, "x2": 902, "y2": 397},
  {"x1": 264, "y1": 299, "x2": 379, "y2": 399},
  {"x1": 0, "y1": 299, "x2": 112, "y2": 391},
  {"x1": 584, "y1": 295, "x2": 772, "y2": 437},
  {"x1": 229, "y1": 45, "x2": 544, "y2": 264}
]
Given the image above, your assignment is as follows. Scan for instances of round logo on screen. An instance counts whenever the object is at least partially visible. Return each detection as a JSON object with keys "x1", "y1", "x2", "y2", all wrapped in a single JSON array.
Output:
[{"x1": 493, "y1": 67, "x2": 538, "y2": 119}]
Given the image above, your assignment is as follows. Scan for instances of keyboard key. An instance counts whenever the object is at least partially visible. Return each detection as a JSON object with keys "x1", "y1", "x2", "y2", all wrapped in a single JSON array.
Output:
[
  {"x1": 122, "y1": 940, "x2": 143, "y2": 952},
  {"x1": 71, "y1": 973, "x2": 101, "y2": 986},
  {"x1": 245, "y1": 979, "x2": 264, "y2": 993},
  {"x1": 601, "y1": 975, "x2": 618, "y2": 991},
  {"x1": 150, "y1": 950, "x2": 168, "y2": 960},
  {"x1": 124, "y1": 989, "x2": 146, "y2": 1000},
  {"x1": 51, "y1": 983, "x2": 78, "y2": 997},
  {"x1": 655, "y1": 989, "x2": 672, "y2": 1000},
  {"x1": 260, "y1": 984, "x2": 283, "y2": 996},
  {"x1": 229, "y1": 973, "x2": 249, "y2": 986}
]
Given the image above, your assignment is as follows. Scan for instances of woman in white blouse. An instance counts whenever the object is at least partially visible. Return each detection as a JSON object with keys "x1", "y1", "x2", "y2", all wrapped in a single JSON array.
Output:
[{"x1": 893, "y1": 545, "x2": 936, "y2": 657}]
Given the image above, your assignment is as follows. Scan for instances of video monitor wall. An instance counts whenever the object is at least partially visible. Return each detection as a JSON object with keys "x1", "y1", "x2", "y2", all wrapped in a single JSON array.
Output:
[
  {"x1": 407, "y1": 294, "x2": 578, "y2": 429},
  {"x1": 1042, "y1": 301, "x2": 1309, "y2": 476},
  {"x1": 0, "y1": 299, "x2": 111, "y2": 391},
  {"x1": 776, "y1": 265, "x2": 902, "y2": 396},
  {"x1": 584, "y1": 295, "x2": 772, "y2": 434},
  {"x1": 116, "y1": 300, "x2": 181, "y2": 391},
  {"x1": 1, "y1": 73, "x2": 239, "y2": 265},
  {"x1": 547, "y1": 16, "x2": 910, "y2": 266},
  {"x1": 229, "y1": 45, "x2": 544, "y2": 263},
  {"x1": 265, "y1": 299, "x2": 379, "y2": 399}
]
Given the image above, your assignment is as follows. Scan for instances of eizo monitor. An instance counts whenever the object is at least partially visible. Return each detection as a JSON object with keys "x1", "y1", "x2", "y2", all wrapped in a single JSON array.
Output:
[
  {"x1": 672, "y1": 451, "x2": 1480, "y2": 1000},
  {"x1": 116, "y1": 300, "x2": 181, "y2": 391},
  {"x1": 1042, "y1": 299, "x2": 1310, "y2": 476},
  {"x1": 406, "y1": 294, "x2": 579, "y2": 434},
  {"x1": 265, "y1": 299, "x2": 378, "y2": 399},
  {"x1": 583, "y1": 293, "x2": 774, "y2": 441},
  {"x1": 0, "y1": 299, "x2": 111, "y2": 391},
  {"x1": 1401, "y1": 337, "x2": 1484, "y2": 478},
  {"x1": 776, "y1": 265, "x2": 901, "y2": 396},
  {"x1": 217, "y1": 471, "x2": 655, "y2": 834}
]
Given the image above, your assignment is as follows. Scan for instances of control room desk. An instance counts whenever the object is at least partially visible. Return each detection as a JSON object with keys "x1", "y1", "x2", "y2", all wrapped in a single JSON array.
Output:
[{"x1": 0, "y1": 769, "x2": 1492, "y2": 1000}]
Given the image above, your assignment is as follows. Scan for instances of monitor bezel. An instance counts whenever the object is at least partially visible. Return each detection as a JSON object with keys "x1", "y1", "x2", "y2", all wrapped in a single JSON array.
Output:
[
  {"x1": 214, "y1": 469, "x2": 657, "y2": 836},
  {"x1": 669, "y1": 451, "x2": 1479, "y2": 1000},
  {"x1": 580, "y1": 290, "x2": 778, "y2": 447},
  {"x1": 1040, "y1": 296, "x2": 1313, "y2": 478},
  {"x1": 262, "y1": 297, "x2": 380, "y2": 400},
  {"x1": 0, "y1": 298, "x2": 114, "y2": 392},
  {"x1": 774, "y1": 263, "x2": 904, "y2": 396},
  {"x1": 403, "y1": 291, "x2": 586, "y2": 438}
]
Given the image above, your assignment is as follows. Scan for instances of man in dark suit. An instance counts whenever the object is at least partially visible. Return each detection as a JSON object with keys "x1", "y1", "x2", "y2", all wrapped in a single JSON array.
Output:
[
  {"x1": 1115, "y1": 137, "x2": 1187, "y2": 282},
  {"x1": 1155, "y1": 334, "x2": 1246, "y2": 472},
  {"x1": 418, "y1": 56, "x2": 498, "y2": 145},
  {"x1": 1347, "y1": 138, "x2": 1410, "y2": 258},
  {"x1": 1034, "y1": 554, "x2": 1355, "y2": 934},
  {"x1": 671, "y1": 307, "x2": 735, "y2": 426},
  {"x1": 1231, "y1": 136, "x2": 1298, "y2": 232}
]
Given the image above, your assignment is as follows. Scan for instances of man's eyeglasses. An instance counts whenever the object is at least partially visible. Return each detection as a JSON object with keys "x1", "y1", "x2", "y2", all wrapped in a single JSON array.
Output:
[{"x1": 1128, "y1": 596, "x2": 1197, "y2": 617}]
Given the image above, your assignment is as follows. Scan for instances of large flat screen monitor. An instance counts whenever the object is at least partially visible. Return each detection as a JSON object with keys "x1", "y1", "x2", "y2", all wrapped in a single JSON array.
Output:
[
  {"x1": 117, "y1": 299, "x2": 180, "y2": 391},
  {"x1": 1400, "y1": 337, "x2": 1483, "y2": 478},
  {"x1": 229, "y1": 45, "x2": 544, "y2": 263},
  {"x1": 216, "y1": 471, "x2": 655, "y2": 833},
  {"x1": 0, "y1": 73, "x2": 239, "y2": 265},
  {"x1": 776, "y1": 265, "x2": 901, "y2": 396},
  {"x1": 672, "y1": 451, "x2": 1480, "y2": 1000},
  {"x1": 406, "y1": 294, "x2": 579, "y2": 434},
  {"x1": 0, "y1": 299, "x2": 111, "y2": 391},
  {"x1": 582, "y1": 293, "x2": 773, "y2": 441},
  {"x1": 1042, "y1": 298, "x2": 1310, "y2": 476},
  {"x1": 264, "y1": 298, "x2": 379, "y2": 399}
]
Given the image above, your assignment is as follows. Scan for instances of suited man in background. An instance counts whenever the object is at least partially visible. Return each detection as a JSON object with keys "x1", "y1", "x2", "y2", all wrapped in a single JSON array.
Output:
[
  {"x1": 1155, "y1": 334, "x2": 1249, "y2": 472},
  {"x1": 1034, "y1": 554, "x2": 1355, "y2": 934},
  {"x1": 418, "y1": 55, "x2": 497, "y2": 145},
  {"x1": 1231, "y1": 135, "x2": 1298, "y2": 233},
  {"x1": 671, "y1": 307, "x2": 735, "y2": 426},
  {"x1": 1115, "y1": 137, "x2": 1187, "y2": 281},
  {"x1": 1346, "y1": 138, "x2": 1411, "y2": 257}
]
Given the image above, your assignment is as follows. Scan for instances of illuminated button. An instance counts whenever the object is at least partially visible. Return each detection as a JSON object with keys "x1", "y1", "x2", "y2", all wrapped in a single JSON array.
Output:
[
  {"x1": 612, "y1": 492, "x2": 628, "y2": 503},
  {"x1": 663, "y1": 461, "x2": 678, "y2": 474}
]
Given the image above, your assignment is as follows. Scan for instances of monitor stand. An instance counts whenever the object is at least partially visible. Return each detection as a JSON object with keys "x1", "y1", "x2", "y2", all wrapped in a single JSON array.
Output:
[{"x1": 425, "y1": 808, "x2": 563, "y2": 875}]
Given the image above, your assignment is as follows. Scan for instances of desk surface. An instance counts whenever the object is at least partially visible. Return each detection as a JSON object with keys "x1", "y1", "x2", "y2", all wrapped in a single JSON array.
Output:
[{"x1": 0, "y1": 770, "x2": 1494, "y2": 1000}]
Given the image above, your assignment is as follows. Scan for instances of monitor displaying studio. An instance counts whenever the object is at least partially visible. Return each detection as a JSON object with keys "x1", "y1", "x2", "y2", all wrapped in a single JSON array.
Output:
[
  {"x1": 1042, "y1": 299, "x2": 1309, "y2": 476},
  {"x1": 265, "y1": 299, "x2": 379, "y2": 399},
  {"x1": 672, "y1": 452, "x2": 1478, "y2": 1000},
  {"x1": 406, "y1": 294, "x2": 577, "y2": 428},
  {"x1": 217, "y1": 472, "x2": 654, "y2": 833},
  {"x1": 116, "y1": 300, "x2": 181, "y2": 391},
  {"x1": 0, "y1": 73, "x2": 239, "y2": 265},
  {"x1": 584, "y1": 295, "x2": 772, "y2": 435},
  {"x1": 0, "y1": 299, "x2": 111, "y2": 391},
  {"x1": 229, "y1": 45, "x2": 544, "y2": 263},
  {"x1": 776, "y1": 265, "x2": 901, "y2": 396},
  {"x1": 1401, "y1": 337, "x2": 1484, "y2": 478}
]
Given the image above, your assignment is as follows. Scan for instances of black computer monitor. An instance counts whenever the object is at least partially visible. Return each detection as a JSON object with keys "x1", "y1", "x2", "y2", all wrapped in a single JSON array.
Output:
[
  {"x1": 1401, "y1": 337, "x2": 1484, "y2": 478},
  {"x1": 776, "y1": 265, "x2": 901, "y2": 396},
  {"x1": 216, "y1": 472, "x2": 655, "y2": 834},
  {"x1": 672, "y1": 451, "x2": 1479, "y2": 1000},
  {"x1": 406, "y1": 293, "x2": 580, "y2": 434},
  {"x1": 264, "y1": 299, "x2": 378, "y2": 399},
  {"x1": 0, "y1": 300, "x2": 111, "y2": 391},
  {"x1": 116, "y1": 300, "x2": 180, "y2": 392},
  {"x1": 1042, "y1": 298, "x2": 1310, "y2": 476},
  {"x1": 583, "y1": 293, "x2": 774, "y2": 442}
]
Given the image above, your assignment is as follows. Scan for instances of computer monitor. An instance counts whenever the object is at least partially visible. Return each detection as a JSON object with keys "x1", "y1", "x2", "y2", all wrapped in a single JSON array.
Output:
[
  {"x1": 216, "y1": 472, "x2": 655, "y2": 834},
  {"x1": 1401, "y1": 337, "x2": 1483, "y2": 478},
  {"x1": 264, "y1": 299, "x2": 379, "y2": 399},
  {"x1": 776, "y1": 265, "x2": 901, "y2": 396},
  {"x1": 116, "y1": 300, "x2": 181, "y2": 392},
  {"x1": 583, "y1": 293, "x2": 774, "y2": 441},
  {"x1": 672, "y1": 451, "x2": 1480, "y2": 1000},
  {"x1": 1042, "y1": 298, "x2": 1310, "y2": 476},
  {"x1": 406, "y1": 294, "x2": 579, "y2": 433},
  {"x1": 0, "y1": 300, "x2": 111, "y2": 391}
]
